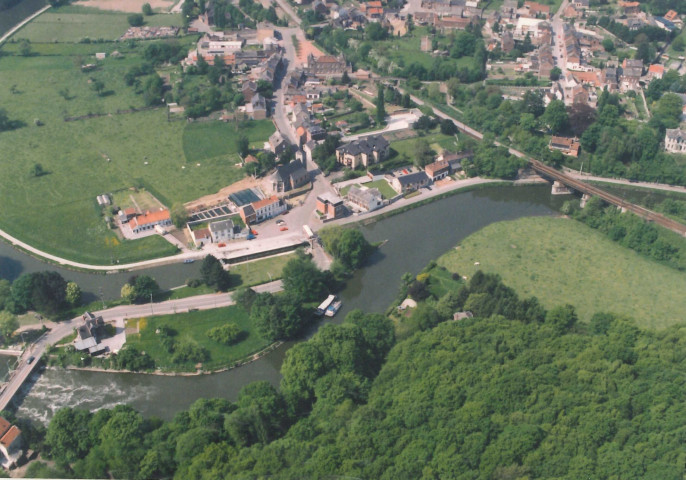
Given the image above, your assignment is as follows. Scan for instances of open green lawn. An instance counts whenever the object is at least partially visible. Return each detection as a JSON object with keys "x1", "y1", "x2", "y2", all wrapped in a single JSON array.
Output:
[
  {"x1": 13, "y1": 7, "x2": 183, "y2": 42},
  {"x1": 125, "y1": 306, "x2": 269, "y2": 372},
  {"x1": 437, "y1": 216, "x2": 686, "y2": 329},
  {"x1": 229, "y1": 253, "x2": 295, "y2": 288},
  {"x1": 182, "y1": 119, "x2": 275, "y2": 163},
  {"x1": 365, "y1": 179, "x2": 397, "y2": 199},
  {"x1": 0, "y1": 31, "x2": 273, "y2": 264},
  {"x1": 390, "y1": 131, "x2": 459, "y2": 160}
]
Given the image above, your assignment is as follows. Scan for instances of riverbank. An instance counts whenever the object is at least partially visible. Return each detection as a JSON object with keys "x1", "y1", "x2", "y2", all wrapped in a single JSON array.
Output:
[{"x1": 53, "y1": 339, "x2": 284, "y2": 376}]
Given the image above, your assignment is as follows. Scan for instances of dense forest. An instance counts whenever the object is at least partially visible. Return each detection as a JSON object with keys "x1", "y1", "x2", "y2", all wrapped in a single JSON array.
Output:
[{"x1": 25, "y1": 268, "x2": 686, "y2": 479}]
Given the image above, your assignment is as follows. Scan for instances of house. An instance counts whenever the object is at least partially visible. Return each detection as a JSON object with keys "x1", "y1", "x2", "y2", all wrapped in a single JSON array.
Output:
[
  {"x1": 453, "y1": 311, "x2": 474, "y2": 320},
  {"x1": 664, "y1": 128, "x2": 686, "y2": 152},
  {"x1": 618, "y1": 0, "x2": 640, "y2": 15},
  {"x1": 305, "y1": 53, "x2": 349, "y2": 78},
  {"x1": 601, "y1": 67, "x2": 619, "y2": 91},
  {"x1": 442, "y1": 150, "x2": 472, "y2": 171},
  {"x1": 664, "y1": 9, "x2": 679, "y2": 21},
  {"x1": 390, "y1": 171, "x2": 431, "y2": 193},
  {"x1": 209, "y1": 219, "x2": 235, "y2": 243},
  {"x1": 129, "y1": 208, "x2": 172, "y2": 234},
  {"x1": 424, "y1": 159, "x2": 451, "y2": 181},
  {"x1": 347, "y1": 185, "x2": 384, "y2": 211},
  {"x1": 74, "y1": 312, "x2": 106, "y2": 354},
  {"x1": 316, "y1": 192, "x2": 346, "y2": 219},
  {"x1": 269, "y1": 131, "x2": 289, "y2": 155},
  {"x1": 620, "y1": 58, "x2": 643, "y2": 92},
  {"x1": 117, "y1": 207, "x2": 137, "y2": 224},
  {"x1": 0, "y1": 418, "x2": 21, "y2": 469},
  {"x1": 573, "y1": 0, "x2": 589, "y2": 8},
  {"x1": 549, "y1": 136, "x2": 580, "y2": 157},
  {"x1": 571, "y1": 85, "x2": 589, "y2": 104},
  {"x1": 242, "y1": 80, "x2": 257, "y2": 101},
  {"x1": 336, "y1": 135, "x2": 390, "y2": 169},
  {"x1": 191, "y1": 227, "x2": 212, "y2": 247},
  {"x1": 269, "y1": 160, "x2": 310, "y2": 193},
  {"x1": 242, "y1": 196, "x2": 287, "y2": 223},
  {"x1": 538, "y1": 45, "x2": 555, "y2": 79},
  {"x1": 648, "y1": 63, "x2": 665, "y2": 80},
  {"x1": 523, "y1": 1, "x2": 550, "y2": 17}
]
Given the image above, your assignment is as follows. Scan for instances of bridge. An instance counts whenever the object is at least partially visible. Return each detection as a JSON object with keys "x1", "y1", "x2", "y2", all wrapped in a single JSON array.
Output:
[{"x1": 394, "y1": 85, "x2": 686, "y2": 238}]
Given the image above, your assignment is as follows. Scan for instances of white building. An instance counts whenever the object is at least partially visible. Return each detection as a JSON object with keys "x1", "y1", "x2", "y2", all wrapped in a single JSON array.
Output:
[
  {"x1": 209, "y1": 219, "x2": 235, "y2": 243},
  {"x1": 665, "y1": 128, "x2": 686, "y2": 153}
]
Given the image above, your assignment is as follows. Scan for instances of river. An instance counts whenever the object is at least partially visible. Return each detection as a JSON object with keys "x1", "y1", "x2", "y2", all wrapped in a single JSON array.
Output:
[
  {"x1": 0, "y1": 0, "x2": 46, "y2": 38},
  {"x1": 12, "y1": 184, "x2": 566, "y2": 423}
]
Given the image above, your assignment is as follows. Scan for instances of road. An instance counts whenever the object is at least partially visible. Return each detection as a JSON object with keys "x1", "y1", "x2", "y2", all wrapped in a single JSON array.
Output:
[
  {"x1": 551, "y1": 0, "x2": 570, "y2": 102},
  {"x1": 272, "y1": 0, "x2": 301, "y2": 25},
  {"x1": 0, "y1": 280, "x2": 283, "y2": 411}
]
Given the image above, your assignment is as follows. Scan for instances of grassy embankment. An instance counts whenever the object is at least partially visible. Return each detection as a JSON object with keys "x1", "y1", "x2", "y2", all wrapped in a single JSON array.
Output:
[
  {"x1": 124, "y1": 306, "x2": 269, "y2": 372},
  {"x1": 0, "y1": 8, "x2": 274, "y2": 265},
  {"x1": 437, "y1": 216, "x2": 686, "y2": 329}
]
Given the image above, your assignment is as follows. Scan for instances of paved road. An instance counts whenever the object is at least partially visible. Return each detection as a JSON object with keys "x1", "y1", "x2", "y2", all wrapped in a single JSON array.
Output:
[
  {"x1": 0, "y1": 280, "x2": 283, "y2": 411},
  {"x1": 272, "y1": 0, "x2": 301, "y2": 25}
]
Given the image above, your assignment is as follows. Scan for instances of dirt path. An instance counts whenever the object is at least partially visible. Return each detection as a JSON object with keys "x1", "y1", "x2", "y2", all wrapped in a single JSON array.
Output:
[{"x1": 184, "y1": 176, "x2": 263, "y2": 211}]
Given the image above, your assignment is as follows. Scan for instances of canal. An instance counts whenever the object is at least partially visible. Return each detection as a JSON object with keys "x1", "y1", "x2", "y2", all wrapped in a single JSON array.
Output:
[{"x1": 11, "y1": 184, "x2": 566, "y2": 423}]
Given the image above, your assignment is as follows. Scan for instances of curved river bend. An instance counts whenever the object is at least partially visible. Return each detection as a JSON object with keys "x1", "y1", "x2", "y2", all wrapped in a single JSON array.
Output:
[{"x1": 1, "y1": 185, "x2": 565, "y2": 423}]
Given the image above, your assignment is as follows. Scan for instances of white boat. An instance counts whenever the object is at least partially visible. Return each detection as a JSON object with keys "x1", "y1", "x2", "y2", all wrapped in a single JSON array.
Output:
[
  {"x1": 325, "y1": 300, "x2": 342, "y2": 317},
  {"x1": 316, "y1": 295, "x2": 336, "y2": 316}
]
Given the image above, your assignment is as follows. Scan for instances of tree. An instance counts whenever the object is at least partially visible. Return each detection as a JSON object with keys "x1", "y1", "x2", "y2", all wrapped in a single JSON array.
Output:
[
  {"x1": 250, "y1": 293, "x2": 307, "y2": 341},
  {"x1": 440, "y1": 118, "x2": 458, "y2": 135},
  {"x1": 134, "y1": 276, "x2": 159, "y2": 303},
  {"x1": 375, "y1": 86, "x2": 386, "y2": 125},
  {"x1": 30, "y1": 163, "x2": 45, "y2": 177},
  {"x1": 171, "y1": 203, "x2": 188, "y2": 228},
  {"x1": 90, "y1": 78, "x2": 105, "y2": 97},
  {"x1": 45, "y1": 408, "x2": 94, "y2": 465},
  {"x1": 567, "y1": 103, "x2": 597, "y2": 136},
  {"x1": 281, "y1": 252, "x2": 329, "y2": 303},
  {"x1": 545, "y1": 304, "x2": 578, "y2": 335},
  {"x1": 142, "y1": 2, "x2": 153, "y2": 15},
  {"x1": 0, "y1": 280, "x2": 10, "y2": 311},
  {"x1": 319, "y1": 227, "x2": 375, "y2": 271},
  {"x1": 542, "y1": 99, "x2": 568, "y2": 134},
  {"x1": 19, "y1": 39, "x2": 31, "y2": 56},
  {"x1": 549, "y1": 67, "x2": 562, "y2": 81},
  {"x1": 236, "y1": 135, "x2": 250, "y2": 158},
  {"x1": 142, "y1": 75, "x2": 164, "y2": 106},
  {"x1": 128, "y1": 13, "x2": 145, "y2": 26},
  {"x1": 200, "y1": 255, "x2": 231, "y2": 291},
  {"x1": 225, "y1": 381, "x2": 287, "y2": 446},
  {"x1": 0, "y1": 311, "x2": 18, "y2": 341},
  {"x1": 66, "y1": 282, "x2": 82, "y2": 306},
  {"x1": 413, "y1": 138, "x2": 434, "y2": 168},
  {"x1": 121, "y1": 283, "x2": 136, "y2": 303},
  {"x1": 602, "y1": 38, "x2": 615, "y2": 52},
  {"x1": 11, "y1": 271, "x2": 67, "y2": 315},
  {"x1": 365, "y1": 22, "x2": 387, "y2": 41},
  {"x1": 233, "y1": 287, "x2": 257, "y2": 311}
]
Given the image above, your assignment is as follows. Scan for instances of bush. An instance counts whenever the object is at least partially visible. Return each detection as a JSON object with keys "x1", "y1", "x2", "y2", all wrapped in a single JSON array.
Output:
[
  {"x1": 206, "y1": 323, "x2": 242, "y2": 345},
  {"x1": 128, "y1": 13, "x2": 144, "y2": 27}
]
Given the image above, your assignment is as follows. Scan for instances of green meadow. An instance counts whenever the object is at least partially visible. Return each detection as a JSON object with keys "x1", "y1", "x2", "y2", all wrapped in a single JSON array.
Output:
[
  {"x1": 0, "y1": 11, "x2": 274, "y2": 264},
  {"x1": 437, "y1": 216, "x2": 686, "y2": 329}
]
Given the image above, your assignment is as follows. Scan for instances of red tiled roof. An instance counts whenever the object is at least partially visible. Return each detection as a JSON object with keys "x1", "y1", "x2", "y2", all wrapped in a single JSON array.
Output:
[
  {"x1": 252, "y1": 195, "x2": 280, "y2": 210},
  {"x1": 130, "y1": 209, "x2": 170, "y2": 228},
  {"x1": 664, "y1": 9, "x2": 678, "y2": 20},
  {"x1": 649, "y1": 64, "x2": 665, "y2": 73},
  {"x1": 194, "y1": 228, "x2": 211, "y2": 239},
  {"x1": 0, "y1": 426, "x2": 20, "y2": 448},
  {"x1": 0, "y1": 418, "x2": 10, "y2": 439},
  {"x1": 317, "y1": 55, "x2": 340, "y2": 63}
]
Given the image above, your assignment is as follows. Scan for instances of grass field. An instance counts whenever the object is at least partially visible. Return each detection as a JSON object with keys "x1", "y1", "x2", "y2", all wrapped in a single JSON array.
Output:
[
  {"x1": 390, "y1": 131, "x2": 459, "y2": 160},
  {"x1": 182, "y1": 120, "x2": 275, "y2": 163},
  {"x1": 0, "y1": 24, "x2": 273, "y2": 264},
  {"x1": 437, "y1": 216, "x2": 686, "y2": 329},
  {"x1": 365, "y1": 179, "x2": 397, "y2": 199},
  {"x1": 230, "y1": 253, "x2": 295, "y2": 288},
  {"x1": 125, "y1": 306, "x2": 269, "y2": 371},
  {"x1": 13, "y1": 6, "x2": 183, "y2": 42}
]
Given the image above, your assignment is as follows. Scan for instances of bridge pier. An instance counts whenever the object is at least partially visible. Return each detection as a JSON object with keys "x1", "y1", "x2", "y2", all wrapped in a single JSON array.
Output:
[
  {"x1": 551, "y1": 181, "x2": 573, "y2": 195},
  {"x1": 580, "y1": 194, "x2": 591, "y2": 208}
]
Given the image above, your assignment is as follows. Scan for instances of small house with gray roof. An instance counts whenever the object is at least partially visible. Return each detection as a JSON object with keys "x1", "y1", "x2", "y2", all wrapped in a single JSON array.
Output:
[
  {"x1": 209, "y1": 219, "x2": 236, "y2": 243},
  {"x1": 390, "y1": 171, "x2": 431, "y2": 194},
  {"x1": 347, "y1": 185, "x2": 384, "y2": 211},
  {"x1": 269, "y1": 160, "x2": 310, "y2": 193}
]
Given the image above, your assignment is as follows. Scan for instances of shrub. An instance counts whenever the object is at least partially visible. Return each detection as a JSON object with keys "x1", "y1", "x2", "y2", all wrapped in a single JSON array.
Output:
[{"x1": 206, "y1": 323, "x2": 242, "y2": 345}]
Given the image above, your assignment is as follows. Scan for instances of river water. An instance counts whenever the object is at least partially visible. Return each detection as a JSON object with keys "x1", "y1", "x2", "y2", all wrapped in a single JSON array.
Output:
[
  {"x1": 11, "y1": 185, "x2": 565, "y2": 423},
  {"x1": 0, "y1": 0, "x2": 46, "y2": 38}
]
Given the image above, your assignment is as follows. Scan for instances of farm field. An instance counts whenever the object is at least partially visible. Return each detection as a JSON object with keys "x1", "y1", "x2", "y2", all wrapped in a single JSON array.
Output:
[
  {"x1": 437, "y1": 216, "x2": 686, "y2": 329},
  {"x1": 124, "y1": 306, "x2": 270, "y2": 372},
  {"x1": 0, "y1": 15, "x2": 274, "y2": 264},
  {"x1": 13, "y1": 6, "x2": 183, "y2": 42}
]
